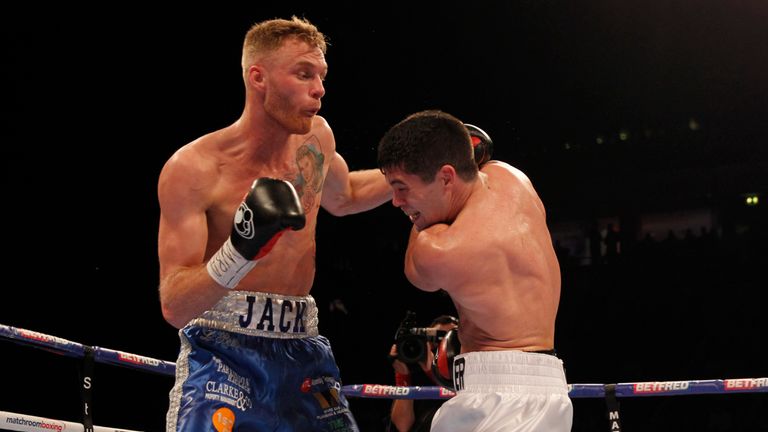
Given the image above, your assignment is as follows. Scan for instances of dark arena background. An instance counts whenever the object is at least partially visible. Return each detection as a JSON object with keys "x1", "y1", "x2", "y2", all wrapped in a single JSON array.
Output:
[{"x1": 2, "y1": 2, "x2": 767, "y2": 431}]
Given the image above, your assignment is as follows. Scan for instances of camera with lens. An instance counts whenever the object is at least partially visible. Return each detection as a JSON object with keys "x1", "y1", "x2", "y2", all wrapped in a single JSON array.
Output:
[{"x1": 393, "y1": 310, "x2": 447, "y2": 364}]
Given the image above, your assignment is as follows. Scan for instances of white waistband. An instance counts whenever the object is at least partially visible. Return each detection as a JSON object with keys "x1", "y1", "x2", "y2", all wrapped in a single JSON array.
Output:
[
  {"x1": 454, "y1": 350, "x2": 569, "y2": 395},
  {"x1": 187, "y1": 291, "x2": 319, "y2": 338}
]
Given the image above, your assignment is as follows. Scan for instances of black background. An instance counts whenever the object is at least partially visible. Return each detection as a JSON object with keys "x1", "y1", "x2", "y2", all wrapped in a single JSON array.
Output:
[{"x1": 2, "y1": 2, "x2": 767, "y2": 431}]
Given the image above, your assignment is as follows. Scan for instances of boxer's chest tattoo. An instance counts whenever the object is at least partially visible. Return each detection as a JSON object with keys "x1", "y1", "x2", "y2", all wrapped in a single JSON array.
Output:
[{"x1": 291, "y1": 136, "x2": 326, "y2": 213}]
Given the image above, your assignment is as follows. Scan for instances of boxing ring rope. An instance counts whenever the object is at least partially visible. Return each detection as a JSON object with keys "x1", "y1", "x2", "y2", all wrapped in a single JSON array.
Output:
[
  {"x1": 2, "y1": 323, "x2": 767, "y2": 430},
  {"x1": 0, "y1": 324, "x2": 177, "y2": 377},
  {"x1": 0, "y1": 411, "x2": 142, "y2": 432}
]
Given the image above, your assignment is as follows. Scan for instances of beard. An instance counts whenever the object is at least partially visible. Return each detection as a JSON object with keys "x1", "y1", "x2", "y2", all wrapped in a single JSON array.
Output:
[{"x1": 263, "y1": 90, "x2": 313, "y2": 135}]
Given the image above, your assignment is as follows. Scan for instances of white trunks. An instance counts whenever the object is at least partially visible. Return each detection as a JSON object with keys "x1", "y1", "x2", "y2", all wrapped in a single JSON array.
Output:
[{"x1": 431, "y1": 350, "x2": 572, "y2": 432}]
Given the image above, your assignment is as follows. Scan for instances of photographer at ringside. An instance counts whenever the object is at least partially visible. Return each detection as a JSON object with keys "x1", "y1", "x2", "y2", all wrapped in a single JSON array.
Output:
[{"x1": 387, "y1": 313, "x2": 459, "y2": 432}]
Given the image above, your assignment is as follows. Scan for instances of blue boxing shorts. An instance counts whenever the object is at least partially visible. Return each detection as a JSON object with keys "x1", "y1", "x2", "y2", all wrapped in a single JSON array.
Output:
[{"x1": 166, "y1": 291, "x2": 359, "y2": 432}]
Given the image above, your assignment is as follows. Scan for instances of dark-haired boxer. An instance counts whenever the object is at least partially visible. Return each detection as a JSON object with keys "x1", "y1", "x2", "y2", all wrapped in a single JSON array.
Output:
[
  {"x1": 378, "y1": 111, "x2": 572, "y2": 432},
  {"x1": 158, "y1": 17, "x2": 391, "y2": 431}
]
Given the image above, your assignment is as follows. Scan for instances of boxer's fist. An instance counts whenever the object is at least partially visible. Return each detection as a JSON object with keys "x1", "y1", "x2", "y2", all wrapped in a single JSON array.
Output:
[
  {"x1": 231, "y1": 178, "x2": 306, "y2": 259},
  {"x1": 207, "y1": 178, "x2": 305, "y2": 289},
  {"x1": 465, "y1": 123, "x2": 493, "y2": 168}
]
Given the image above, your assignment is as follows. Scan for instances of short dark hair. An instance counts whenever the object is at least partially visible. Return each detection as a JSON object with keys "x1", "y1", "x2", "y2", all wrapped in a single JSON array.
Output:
[{"x1": 377, "y1": 110, "x2": 478, "y2": 183}]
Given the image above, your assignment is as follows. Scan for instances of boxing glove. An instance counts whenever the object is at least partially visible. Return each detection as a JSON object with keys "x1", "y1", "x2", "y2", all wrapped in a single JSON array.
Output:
[
  {"x1": 207, "y1": 178, "x2": 306, "y2": 289},
  {"x1": 465, "y1": 123, "x2": 493, "y2": 168},
  {"x1": 431, "y1": 328, "x2": 461, "y2": 390}
]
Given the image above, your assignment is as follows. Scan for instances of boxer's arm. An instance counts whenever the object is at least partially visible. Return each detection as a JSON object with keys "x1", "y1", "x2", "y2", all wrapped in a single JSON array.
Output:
[
  {"x1": 158, "y1": 165, "x2": 227, "y2": 329},
  {"x1": 390, "y1": 399, "x2": 416, "y2": 432},
  {"x1": 404, "y1": 225, "x2": 450, "y2": 292},
  {"x1": 388, "y1": 345, "x2": 416, "y2": 431},
  {"x1": 321, "y1": 152, "x2": 391, "y2": 216}
]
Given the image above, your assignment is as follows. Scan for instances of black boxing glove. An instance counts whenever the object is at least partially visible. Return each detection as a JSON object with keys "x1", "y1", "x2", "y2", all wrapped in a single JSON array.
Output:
[
  {"x1": 207, "y1": 178, "x2": 306, "y2": 289},
  {"x1": 465, "y1": 123, "x2": 493, "y2": 168},
  {"x1": 431, "y1": 328, "x2": 461, "y2": 390}
]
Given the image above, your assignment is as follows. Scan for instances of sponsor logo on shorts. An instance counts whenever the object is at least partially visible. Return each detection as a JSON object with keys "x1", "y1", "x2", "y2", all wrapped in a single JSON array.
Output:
[
  {"x1": 301, "y1": 375, "x2": 353, "y2": 427},
  {"x1": 238, "y1": 295, "x2": 308, "y2": 334},
  {"x1": 204, "y1": 356, "x2": 254, "y2": 411},
  {"x1": 633, "y1": 381, "x2": 690, "y2": 393},
  {"x1": 212, "y1": 407, "x2": 235, "y2": 432},
  {"x1": 313, "y1": 386, "x2": 342, "y2": 410},
  {"x1": 302, "y1": 376, "x2": 343, "y2": 407},
  {"x1": 213, "y1": 357, "x2": 252, "y2": 393},
  {"x1": 454, "y1": 358, "x2": 466, "y2": 391},
  {"x1": 205, "y1": 381, "x2": 253, "y2": 411}
]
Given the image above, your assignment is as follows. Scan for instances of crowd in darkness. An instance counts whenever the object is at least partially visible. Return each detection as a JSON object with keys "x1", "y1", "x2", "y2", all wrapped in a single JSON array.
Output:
[
  {"x1": 558, "y1": 219, "x2": 767, "y2": 270},
  {"x1": 553, "y1": 213, "x2": 767, "y2": 431}
]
